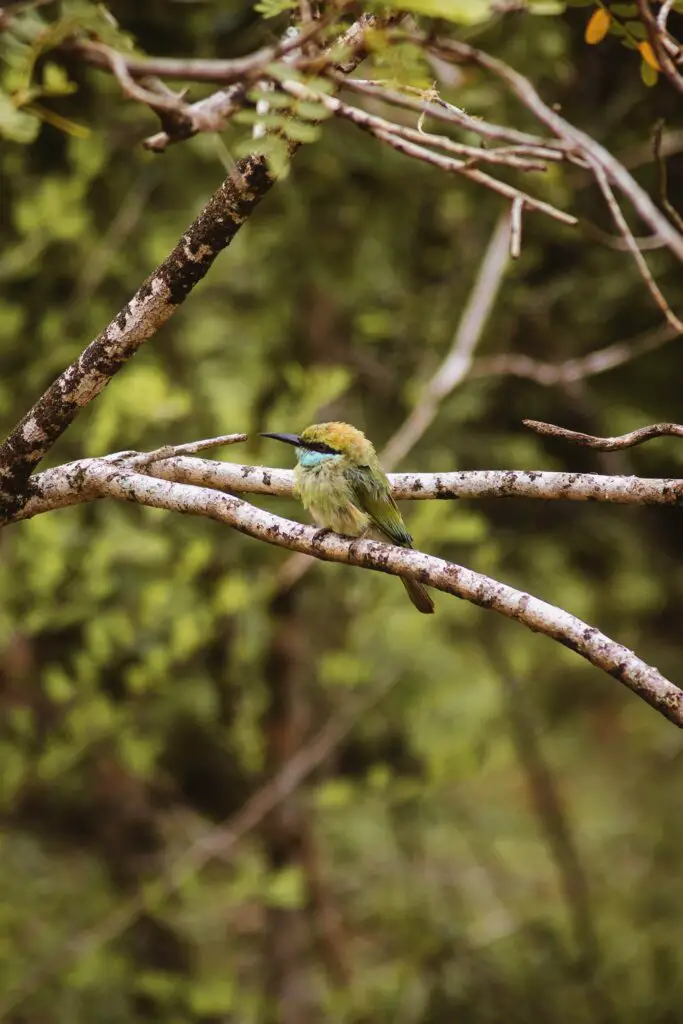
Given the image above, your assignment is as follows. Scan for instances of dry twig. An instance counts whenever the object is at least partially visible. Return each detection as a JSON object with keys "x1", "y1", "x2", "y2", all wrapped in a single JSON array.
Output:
[
  {"x1": 280, "y1": 79, "x2": 576, "y2": 225},
  {"x1": 421, "y1": 34, "x2": 683, "y2": 263},
  {"x1": 523, "y1": 419, "x2": 683, "y2": 451},
  {"x1": 590, "y1": 160, "x2": 683, "y2": 332},
  {"x1": 471, "y1": 323, "x2": 678, "y2": 386},
  {"x1": 636, "y1": 0, "x2": 683, "y2": 96}
]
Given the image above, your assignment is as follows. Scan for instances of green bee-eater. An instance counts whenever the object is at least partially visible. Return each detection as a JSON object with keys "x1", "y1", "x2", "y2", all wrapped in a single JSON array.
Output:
[{"x1": 261, "y1": 421, "x2": 434, "y2": 614}]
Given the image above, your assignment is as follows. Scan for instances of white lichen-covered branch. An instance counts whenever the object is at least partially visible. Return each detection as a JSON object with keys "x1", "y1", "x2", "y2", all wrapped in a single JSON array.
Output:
[
  {"x1": 14, "y1": 458, "x2": 683, "y2": 728},
  {"x1": 17, "y1": 453, "x2": 683, "y2": 522}
]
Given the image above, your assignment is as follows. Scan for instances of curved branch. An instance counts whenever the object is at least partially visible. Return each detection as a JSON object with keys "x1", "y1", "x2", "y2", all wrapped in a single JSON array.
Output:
[
  {"x1": 61, "y1": 33, "x2": 306, "y2": 85},
  {"x1": 53, "y1": 462, "x2": 683, "y2": 728},
  {"x1": 471, "y1": 324, "x2": 677, "y2": 385},
  {"x1": 523, "y1": 419, "x2": 683, "y2": 450}
]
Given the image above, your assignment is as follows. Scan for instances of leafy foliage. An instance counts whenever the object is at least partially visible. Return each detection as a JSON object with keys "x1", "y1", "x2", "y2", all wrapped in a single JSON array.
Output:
[{"x1": 1, "y1": 1, "x2": 683, "y2": 1022}]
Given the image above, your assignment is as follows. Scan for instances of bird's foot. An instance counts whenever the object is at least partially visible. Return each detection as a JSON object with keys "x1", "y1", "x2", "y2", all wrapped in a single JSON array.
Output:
[{"x1": 311, "y1": 526, "x2": 332, "y2": 542}]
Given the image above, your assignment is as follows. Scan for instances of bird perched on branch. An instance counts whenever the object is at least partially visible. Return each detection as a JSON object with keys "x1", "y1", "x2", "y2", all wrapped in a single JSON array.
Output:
[{"x1": 260, "y1": 422, "x2": 434, "y2": 614}]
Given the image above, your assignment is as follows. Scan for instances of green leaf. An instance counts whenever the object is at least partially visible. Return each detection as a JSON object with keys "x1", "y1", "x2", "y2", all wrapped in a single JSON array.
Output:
[
  {"x1": 387, "y1": 0, "x2": 493, "y2": 24},
  {"x1": 233, "y1": 109, "x2": 288, "y2": 129},
  {"x1": 529, "y1": 1, "x2": 566, "y2": 13},
  {"x1": 246, "y1": 88, "x2": 294, "y2": 109},
  {"x1": 233, "y1": 133, "x2": 290, "y2": 177},
  {"x1": 188, "y1": 978, "x2": 236, "y2": 1015},
  {"x1": 41, "y1": 62, "x2": 77, "y2": 97},
  {"x1": 291, "y1": 99, "x2": 332, "y2": 121},
  {"x1": 265, "y1": 866, "x2": 305, "y2": 909},
  {"x1": 640, "y1": 58, "x2": 659, "y2": 87},
  {"x1": 624, "y1": 19, "x2": 648, "y2": 40},
  {"x1": 282, "y1": 119, "x2": 321, "y2": 143},
  {"x1": 255, "y1": 0, "x2": 297, "y2": 17},
  {"x1": 0, "y1": 90, "x2": 40, "y2": 143}
]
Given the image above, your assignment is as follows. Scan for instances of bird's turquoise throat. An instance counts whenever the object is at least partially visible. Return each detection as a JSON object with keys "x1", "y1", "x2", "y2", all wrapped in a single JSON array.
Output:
[{"x1": 296, "y1": 450, "x2": 339, "y2": 468}]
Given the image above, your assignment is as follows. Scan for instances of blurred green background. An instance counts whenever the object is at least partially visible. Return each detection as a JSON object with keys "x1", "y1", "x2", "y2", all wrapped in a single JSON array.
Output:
[{"x1": 2, "y1": 2, "x2": 683, "y2": 1021}]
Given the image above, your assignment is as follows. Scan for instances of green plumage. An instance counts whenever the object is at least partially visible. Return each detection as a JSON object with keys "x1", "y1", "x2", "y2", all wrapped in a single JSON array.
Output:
[
  {"x1": 261, "y1": 422, "x2": 435, "y2": 614},
  {"x1": 344, "y1": 464, "x2": 413, "y2": 546},
  {"x1": 344, "y1": 462, "x2": 434, "y2": 615}
]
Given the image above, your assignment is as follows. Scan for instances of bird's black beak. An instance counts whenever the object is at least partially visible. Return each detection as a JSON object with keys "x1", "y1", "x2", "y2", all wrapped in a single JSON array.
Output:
[{"x1": 259, "y1": 432, "x2": 304, "y2": 448}]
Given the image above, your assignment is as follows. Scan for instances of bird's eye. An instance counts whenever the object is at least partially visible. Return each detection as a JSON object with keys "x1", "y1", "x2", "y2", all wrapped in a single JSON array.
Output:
[{"x1": 305, "y1": 441, "x2": 339, "y2": 455}]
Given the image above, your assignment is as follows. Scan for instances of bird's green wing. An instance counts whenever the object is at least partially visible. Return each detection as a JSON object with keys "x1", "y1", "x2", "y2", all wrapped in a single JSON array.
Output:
[{"x1": 344, "y1": 465, "x2": 413, "y2": 547}]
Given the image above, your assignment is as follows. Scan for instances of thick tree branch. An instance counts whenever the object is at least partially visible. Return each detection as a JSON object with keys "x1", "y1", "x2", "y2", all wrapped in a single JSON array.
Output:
[
  {"x1": 0, "y1": 154, "x2": 274, "y2": 520},
  {"x1": 11, "y1": 454, "x2": 683, "y2": 523},
  {"x1": 0, "y1": 13, "x2": 381, "y2": 521},
  {"x1": 23, "y1": 462, "x2": 683, "y2": 728}
]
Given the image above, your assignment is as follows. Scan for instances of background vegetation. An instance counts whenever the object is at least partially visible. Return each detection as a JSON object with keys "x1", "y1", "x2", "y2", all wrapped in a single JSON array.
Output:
[{"x1": 1, "y1": 1, "x2": 683, "y2": 1021}]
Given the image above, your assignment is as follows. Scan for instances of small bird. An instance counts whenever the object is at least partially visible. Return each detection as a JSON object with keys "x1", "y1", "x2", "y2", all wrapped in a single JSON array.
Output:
[{"x1": 261, "y1": 422, "x2": 434, "y2": 614}]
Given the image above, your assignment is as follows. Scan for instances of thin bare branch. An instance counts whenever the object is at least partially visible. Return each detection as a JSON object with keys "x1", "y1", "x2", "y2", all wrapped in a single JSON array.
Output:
[
  {"x1": 99, "y1": 46, "x2": 195, "y2": 120},
  {"x1": 119, "y1": 433, "x2": 248, "y2": 468},
  {"x1": 653, "y1": 119, "x2": 683, "y2": 235},
  {"x1": 335, "y1": 76, "x2": 574, "y2": 155},
  {"x1": 509, "y1": 197, "x2": 523, "y2": 259},
  {"x1": 590, "y1": 160, "x2": 683, "y2": 333},
  {"x1": 140, "y1": 12, "x2": 382, "y2": 151},
  {"x1": 281, "y1": 80, "x2": 575, "y2": 224},
  {"x1": 61, "y1": 20, "x2": 324, "y2": 85},
  {"x1": 657, "y1": 0, "x2": 676, "y2": 33},
  {"x1": 636, "y1": 0, "x2": 683, "y2": 96},
  {"x1": 373, "y1": 127, "x2": 577, "y2": 225},
  {"x1": 523, "y1": 419, "x2": 683, "y2": 451},
  {"x1": 421, "y1": 34, "x2": 683, "y2": 263},
  {"x1": 471, "y1": 323, "x2": 678, "y2": 386},
  {"x1": 581, "y1": 220, "x2": 666, "y2": 252}
]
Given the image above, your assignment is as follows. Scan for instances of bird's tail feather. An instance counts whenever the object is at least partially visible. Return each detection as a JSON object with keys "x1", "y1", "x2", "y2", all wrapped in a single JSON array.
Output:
[{"x1": 400, "y1": 576, "x2": 435, "y2": 615}]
